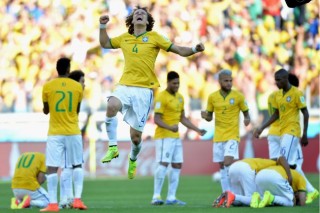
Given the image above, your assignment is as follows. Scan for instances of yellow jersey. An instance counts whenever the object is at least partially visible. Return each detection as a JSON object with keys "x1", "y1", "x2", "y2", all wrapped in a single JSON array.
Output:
[
  {"x1": 266, "y1": 166, "x2": 306, "y2": 192},
  {"x1": 206, "y1": 90, "x2": 249, "y2": 142},
  {"x1": 268, "y1": 91, "x2": 280, "y2": 136},
  {"x1": 272, "y1": 86, "x2": 307, "y2": 137},
  {"x1": 42, "y1": 77, "x2": 83, "y2": 135},
  {"x1": 110, "y1": 31, "x2": 173, "y2": 88},
  {"x1": 154, "y1": 90, "x2": 184, "y2": 139},
  {"x1": 12, "y1": 152, "x2": 46, "y2": 191},
  {"x1": 241, "y1": 158, "x2": 277, "y2": 172}
]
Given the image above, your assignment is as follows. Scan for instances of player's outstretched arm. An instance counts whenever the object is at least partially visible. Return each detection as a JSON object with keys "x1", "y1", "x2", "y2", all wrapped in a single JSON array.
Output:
[
  {"x1": 170, "y1": 43, "x2": 205, "y2": 57},
  {"x1": 99, "y1": 15, "x2": 112, "y2": 49},
  {"x1": 254, "y1": 110, "x2": 279, "y2": 138}
]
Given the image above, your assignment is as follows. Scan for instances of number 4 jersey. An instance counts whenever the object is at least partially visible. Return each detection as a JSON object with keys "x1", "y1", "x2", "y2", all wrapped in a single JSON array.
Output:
[
  {"x1": 42, "y1": 77, "x2": 83, "y2": 135},
  {"x1": 11, "y1": 152, "x2": 46, "y2": 190}
]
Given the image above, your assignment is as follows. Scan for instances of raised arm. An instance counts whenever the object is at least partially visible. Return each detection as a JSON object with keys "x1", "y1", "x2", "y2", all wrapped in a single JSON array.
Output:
[
  {"x1": 169, "y1": 43, "x2": 205, "y2": 57},
  {"x1": 99, "y1": 15, "x2": 112, "y2": 49}
]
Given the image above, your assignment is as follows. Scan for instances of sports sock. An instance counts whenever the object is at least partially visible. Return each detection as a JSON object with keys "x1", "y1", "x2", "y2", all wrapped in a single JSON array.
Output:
[
  {"x1": 153, "y1": 164, "x2": 167, "y2": 198},
  {"x1": 105, "y1": 116, "x2": 118, "y2": 146},
  {"x1": 47, "y1": 173, "x2": 58, "y2": 203},
  {"x1": 220, "y1": 167, "x2": 230, "y2": 192},
  {"x1": 273, "y1": 195, "x2": 294, "y2": 206},
  {"x1": 60, "y1": 168, "x2": 73, "y2": 202},
  {"x1": 167, "y1": 167, "x2": 181, "y2": 201},
  {"x1": 295, "y1": 164, "x2": 315, "y2": 192},
  {"x1": 73, "y1": 168, "x2": 84, "y2": 199},
  {"x1": 130, "y1": 142, "x2": 142, "y2": 161},
  {"x1": 235, "y1": 194, "x2": 251, "y2": 206}
]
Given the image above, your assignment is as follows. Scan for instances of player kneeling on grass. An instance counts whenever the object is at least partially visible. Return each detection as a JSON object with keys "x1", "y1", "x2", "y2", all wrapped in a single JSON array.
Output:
[
  {"x1": 11, "y1": 152, "x2": 49, "y2": 209},
  {"x1": 212, "y1": 157, "x2": 291, "y2": 208},
  {"x1": 250, "y1": 165, "x2": 306, "y2": 208}
]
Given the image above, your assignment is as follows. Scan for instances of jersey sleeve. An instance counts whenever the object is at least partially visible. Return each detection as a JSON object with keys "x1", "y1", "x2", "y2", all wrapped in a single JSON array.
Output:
[
  {"x1": 296, "y1": 90, "x2": 307, "y2": 109},
  {"x1": 206, "y1": 94, "x2": 214, "y2": 112},
  {"x1": 154, "y1": 32, "x2": 173, "y2": 52},
  {"x1": 239, "y1": 93, "x2": 249, "y2": 112},
  {"x1": 42, "y1": 84, "x2": 48, "y2": 102},
  {"x1": 110, "y1": 33, "x2": 126, "y2": 49},
  {"x1": 270, "y1": 91, "x2": 279, "y2": 109},
  {"x1": 154, "y1": 93, "x2": 166, "y2": 114}
]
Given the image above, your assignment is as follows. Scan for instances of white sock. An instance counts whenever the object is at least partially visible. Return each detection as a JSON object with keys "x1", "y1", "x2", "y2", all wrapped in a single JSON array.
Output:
[
  {"x1": 167, "y1": 168, "x2": 181, "y2": 201},
  {"x1": 30, "y1": 199, "x2": 48, "y2": 208},
  {"x1": 220, "y1": 167, "x2": 230, "y2": 192},
  {"x1": 295, "y1": 164, "x2": 315, "y2": 192},
  {"x1": 235, "y1": 194, "x2": 251, "y2": 206},
  {"x1": 60, "y1": 168, "x2": 73, "y2": 202},
  {"x1": 105, "y1": 116, "x2": 118, "y2": 146},
  {"x1": 273, "y1": 195, "x2": 294, "y2": 206},
  {"x1": 47, "y1": 173, "x2": 58, "y2": 203},
  {"x1": 73, "y1": 168, "x2": 84, "y2": 199},
  {"x1": 130, "y1": 142, "x2": 142, "y2": 161},
  {"x1": 153, "y1": 164, "x2": 167, "y2": 198}
]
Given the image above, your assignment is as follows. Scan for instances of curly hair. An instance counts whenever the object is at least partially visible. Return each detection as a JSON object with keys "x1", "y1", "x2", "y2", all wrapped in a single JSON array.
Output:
[{"x1": 125, "y1": 6, "x2": 155, "y2": 35}]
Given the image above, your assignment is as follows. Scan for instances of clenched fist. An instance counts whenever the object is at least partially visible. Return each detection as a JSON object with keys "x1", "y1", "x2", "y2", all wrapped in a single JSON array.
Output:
[{"x1": 100, "y1": 15, "x2": 110, "y2": 25}]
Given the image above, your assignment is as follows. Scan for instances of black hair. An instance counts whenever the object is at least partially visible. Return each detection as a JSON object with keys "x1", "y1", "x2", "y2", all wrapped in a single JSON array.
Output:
[
  {"x1": 69, "y1": 70, "x2": 85, "y2": 82},
  {"x1": 167, "y1": 71, "x2": 179, "y2": 81},
  {"x1": 125, "y1": 6, "x2": 155, "y2": 35},
  {"x1": 288, "y1": 73, "x2": 299, "y2": 87},
  {"x1": 275, "y1": 68, "x2": 289, "y2": 78},
  {"x1": 56, "y1": 57, "x2": 71, "y2": 76}
]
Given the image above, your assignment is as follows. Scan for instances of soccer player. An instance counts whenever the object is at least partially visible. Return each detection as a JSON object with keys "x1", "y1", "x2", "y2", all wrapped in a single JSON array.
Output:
[
  {"x1": 212, "y1": 157, "x2": 291, "y2": 208},
  {"x1": 151, "y1": 71, "x2": 206, "y2": 206},
  {"x1": 201, "y1": 69, "x2": 250, "y2": 192},
  {"x1": 41, "y1": 58, "x2": 87, "y2": 211},
  {"x1": 252, "y1": 165, "x2": 307, "y2": 207},
  {"x1": 59, "y1": 70, "x2": 86, "y2": 209},
  {"x1": 11, "y1": 152, "x2": 49, "y2": 209},
  {"x1": 266, "y1": 72, "x2": 318, "y2": 204},
  {"x1": 99, "y1": 6, "x2": 205, "y2": 179},
  {"x1": 254, "y1": 68, "x2": 309, "y2": 167}
]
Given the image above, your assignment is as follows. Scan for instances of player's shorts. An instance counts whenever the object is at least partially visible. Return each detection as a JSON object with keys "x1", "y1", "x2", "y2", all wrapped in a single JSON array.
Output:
[
  {"x1": 46, "y1": 135, "x2": 83, "y2": 168},
  {"x1": 110, "y1": 85, "x2": 153, "y2": 132},
  {"x1": 213, "y1": 140, "x2": 239, "y2": 162},
  {"x1": 229, "y1": 161, "x2": 256, "y2": 196},
  {"x1": 155, "y1": 138, "x2": 183, "y2": 163},
  {"x1": 267, "y1": 135, "x2": 281, "y2": 159},
  {"x1": 13, "y1": 187, "x2": 49, "y2": 208},
  {"x1": 280, "y1": 134, "x2": 299, "y2": 166},
  {"x1": 256, "y1": 169, "x2": 294, "y2": 206}
]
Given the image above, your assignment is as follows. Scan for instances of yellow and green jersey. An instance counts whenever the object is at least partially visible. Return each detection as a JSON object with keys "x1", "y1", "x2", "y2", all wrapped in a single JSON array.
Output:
[
  {"x1": 271, "y1": 86, "x2": 306, "y2": 137},
  {"x1": 110, "y1": 31, "x2": 172, "y2": 88},
  {"x1": 42, "y1": 77, "x2": 83, "y2": 135},
  {"x1": 241, "y1": 158, "x2": 277, "y2": 172},
  {"x1": 11, "y1": 152, "x2": 46, "y2": 191},
  {"x1": 267, "y1": 165, "x2": 306, "y2": 192},
  {"x1": 268, "y1": 91, "x2": 280, "y2": 136},
  {"x1": 206, "y1": 89, "x2": 248, "y2": 142},
  {"x1": 154, "y1": 90, "x2": 184, "y2": 139}
]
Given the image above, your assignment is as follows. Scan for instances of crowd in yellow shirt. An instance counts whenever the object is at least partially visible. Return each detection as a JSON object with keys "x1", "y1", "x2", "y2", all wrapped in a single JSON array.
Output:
[{"x1": 0, "y1": 0, "x2": 319, "y2": 117}]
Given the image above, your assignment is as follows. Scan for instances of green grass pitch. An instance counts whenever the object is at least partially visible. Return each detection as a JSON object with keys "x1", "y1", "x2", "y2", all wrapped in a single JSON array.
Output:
[{"x1": 0, "y1": 174, "x2": 318, "y2": 212}]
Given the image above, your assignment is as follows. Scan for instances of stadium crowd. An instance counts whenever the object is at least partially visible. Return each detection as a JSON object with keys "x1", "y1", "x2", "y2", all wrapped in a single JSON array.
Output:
[{"x1": 0, "y1": 0, "x2": 319, "y2": 123}]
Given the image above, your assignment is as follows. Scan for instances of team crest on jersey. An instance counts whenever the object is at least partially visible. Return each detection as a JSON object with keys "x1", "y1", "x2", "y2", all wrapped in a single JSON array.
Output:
[
  {"x1": 229, "y1": 98, "x2": 235, "y2": 105},
  {"x1": 142, "y1": 36, "x2": 149, "y2": 42},
  {"x1": 300, "y1": 96, "x2": 305, "y2": 103},
  {"x1": 286, "y1": 96, "x2": 291, "y2": 102}
]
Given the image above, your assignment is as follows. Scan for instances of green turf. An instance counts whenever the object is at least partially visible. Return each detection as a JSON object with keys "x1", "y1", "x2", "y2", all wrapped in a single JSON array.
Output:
[{"x1": 0, "y1": 174, "x2": 318, "y2": 212}]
